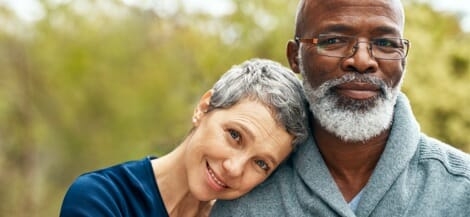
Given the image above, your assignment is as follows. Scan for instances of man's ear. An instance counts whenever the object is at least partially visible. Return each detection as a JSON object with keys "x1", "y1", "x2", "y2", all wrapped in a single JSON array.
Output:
[
  {"x1": 192, "y1": 89, "x2": 213, "y2": 126},
  {"x1": 286, "y1": 40, "x2": 301, "y2": 74}
]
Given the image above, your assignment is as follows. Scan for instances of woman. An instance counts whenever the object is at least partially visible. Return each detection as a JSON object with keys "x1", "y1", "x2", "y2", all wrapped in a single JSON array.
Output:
[{"x1": 60, "y1": 58, "x2": 308, "y2": 217}]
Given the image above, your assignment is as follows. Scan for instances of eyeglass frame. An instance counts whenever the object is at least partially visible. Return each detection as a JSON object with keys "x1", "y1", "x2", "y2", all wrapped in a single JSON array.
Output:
[{"x1": 295, "y1": 34, "x2": 410, "y2": 60}]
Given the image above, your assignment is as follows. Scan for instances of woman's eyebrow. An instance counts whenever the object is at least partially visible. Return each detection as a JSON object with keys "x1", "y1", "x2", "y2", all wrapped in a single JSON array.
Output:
[
  {"x1": 266, "y1": 154, "x2": 277, "y2": 167},
  {"x1": 234, "y1": 122, "x2": 255, "y2": 141}
]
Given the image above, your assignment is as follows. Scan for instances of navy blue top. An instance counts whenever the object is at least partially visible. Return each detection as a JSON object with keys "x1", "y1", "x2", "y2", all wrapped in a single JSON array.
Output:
[{"x1": 60, "y1": 156, "x2": 169, "y2": 217}]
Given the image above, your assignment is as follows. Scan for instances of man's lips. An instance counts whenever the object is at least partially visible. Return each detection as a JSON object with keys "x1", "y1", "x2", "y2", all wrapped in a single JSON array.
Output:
[
  {"x1": 206, "y1": 162, "x2": 228, "y2": 191},
  {"x1": 334, "y1": 82, "x2": 381, "y2": 100}
]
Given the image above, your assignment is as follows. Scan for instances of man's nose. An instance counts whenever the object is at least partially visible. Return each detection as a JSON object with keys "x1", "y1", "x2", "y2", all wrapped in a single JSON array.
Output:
[
  {"x1": 343, "y1": 41, "x2": 378, "y2": 74},
  {"x1": 352, "y1": 41, "x2": 373, "y2": 57}
]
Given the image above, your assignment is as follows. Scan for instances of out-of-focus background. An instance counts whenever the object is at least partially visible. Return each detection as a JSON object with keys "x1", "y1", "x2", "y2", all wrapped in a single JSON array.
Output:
[{"x1": 0, "y1": 0, "x2": 469, "y2": 216}]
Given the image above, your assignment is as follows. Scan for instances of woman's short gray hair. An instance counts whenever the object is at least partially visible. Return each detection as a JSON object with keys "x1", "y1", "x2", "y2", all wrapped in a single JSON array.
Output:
[{"x1": 209, "y1": 58, "x2": 308, "y2": 148}]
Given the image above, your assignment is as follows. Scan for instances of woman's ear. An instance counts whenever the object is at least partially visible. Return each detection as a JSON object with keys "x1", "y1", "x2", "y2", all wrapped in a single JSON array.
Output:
[{"x1": 192, "y1": 89, "x2": 213, "y2": 126}]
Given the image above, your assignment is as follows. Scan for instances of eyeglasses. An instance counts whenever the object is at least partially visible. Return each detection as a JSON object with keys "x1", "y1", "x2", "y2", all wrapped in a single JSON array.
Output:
[{"x1": 295, "y1": 34, "x2": 410, "y2": 60}]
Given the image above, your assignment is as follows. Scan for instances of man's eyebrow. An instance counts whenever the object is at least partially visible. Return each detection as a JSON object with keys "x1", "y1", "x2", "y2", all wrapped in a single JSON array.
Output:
[
  {"x1": 321, "y1": 24, "x2": 355, "y2": 34},
  {"x1": 318, "y1": 24, "x2": 400, "y2": 36},
  {"x1": 372, "y1": 26, "x2": 401, "y2": 36}
]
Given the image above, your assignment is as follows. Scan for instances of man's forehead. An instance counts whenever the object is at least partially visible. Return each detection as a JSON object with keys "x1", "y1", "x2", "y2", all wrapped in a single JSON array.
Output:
[
  {"x1": 301, "y1": 0, "x2": 403, "y2": 16},
  {"x1": 296, "y1": 0, "x2": 404, "y2": 35},
  {"x1": 303, "y1": 0, "x2": 402, "y2": 7}
]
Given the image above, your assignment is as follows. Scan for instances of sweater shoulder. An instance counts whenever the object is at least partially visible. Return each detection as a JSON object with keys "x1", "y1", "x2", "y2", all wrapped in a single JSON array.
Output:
[{"x1": 419, "y1": 135, "x2": 470, "y2": 180}]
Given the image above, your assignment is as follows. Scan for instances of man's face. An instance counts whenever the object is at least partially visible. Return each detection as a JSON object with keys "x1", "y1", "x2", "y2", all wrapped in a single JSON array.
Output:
[{"x1": 288, "y1": 0, "x2": 407, "y2": 142}]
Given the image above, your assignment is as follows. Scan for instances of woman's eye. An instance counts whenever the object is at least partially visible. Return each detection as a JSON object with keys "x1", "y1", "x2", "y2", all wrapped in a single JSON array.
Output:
[
  {"x1": 228, "y1": 129, "x2": 241, "y2": 142},
  {"x1": 255, "y1": 160, "x2": 270, "y2": 171}
]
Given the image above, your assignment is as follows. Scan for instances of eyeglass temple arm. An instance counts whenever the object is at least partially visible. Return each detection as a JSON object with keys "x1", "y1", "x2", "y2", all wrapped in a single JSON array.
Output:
[{"x1": 295, "y1": 37, "x2": 318, "y2": 45}]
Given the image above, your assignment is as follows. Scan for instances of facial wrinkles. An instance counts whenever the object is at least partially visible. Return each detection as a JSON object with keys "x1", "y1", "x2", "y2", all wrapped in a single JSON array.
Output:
[
  {"x1": 230, "y1": 104, "x2": 292, "y2": 165},
  {"x1": 233, "y1": 113, "x2": 274, "y2": 140},
  {"x1": 233, "y1": 115, "x2": 289, "y2": 156}
]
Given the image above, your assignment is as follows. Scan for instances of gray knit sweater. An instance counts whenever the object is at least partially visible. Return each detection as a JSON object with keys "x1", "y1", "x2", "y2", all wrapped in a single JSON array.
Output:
[{"x1": 210, "y1": 93, "x2": 470, "y2": 217}]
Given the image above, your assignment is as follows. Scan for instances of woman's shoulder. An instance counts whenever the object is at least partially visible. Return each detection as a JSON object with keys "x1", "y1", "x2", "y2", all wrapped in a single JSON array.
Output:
[
  {"x1": 70, "y1": 156, "x2": 154, "y2": 190},
  {"x1": 60, "y1": 156, "x2": 168, "y2": 217}
]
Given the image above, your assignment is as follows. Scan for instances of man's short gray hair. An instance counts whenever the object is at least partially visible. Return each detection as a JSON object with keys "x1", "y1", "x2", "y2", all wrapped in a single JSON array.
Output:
[{"x1": 209, "y1": 58, "x2": 308, "y2": 148}]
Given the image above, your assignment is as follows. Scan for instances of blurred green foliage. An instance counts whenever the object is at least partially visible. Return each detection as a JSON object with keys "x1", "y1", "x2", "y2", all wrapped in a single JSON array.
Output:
[{"x1": 0, "y1": 0, "x2": 468, "y2": 216}]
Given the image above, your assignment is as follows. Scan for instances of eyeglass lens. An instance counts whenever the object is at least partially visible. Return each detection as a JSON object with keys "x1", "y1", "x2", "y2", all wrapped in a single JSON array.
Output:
[{"x1": 316, "y1": 35, "x2": 408, "y2": 60}]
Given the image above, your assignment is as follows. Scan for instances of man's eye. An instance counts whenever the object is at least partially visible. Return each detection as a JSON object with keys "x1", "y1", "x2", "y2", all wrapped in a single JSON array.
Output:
[
  {"x1": 317, "y1": 36, "x2": 349, "y2": 49},
  {"x1": 321, "y1": 37, "x2": 342, "y2": 45},
  {"x1": 228, "y1": 129, "x2": 241, "y2": 142},
  {"x1": 255, "y1": 160, "x2": 270, "y2": 171},
  {"x1": 374, "y1": 38, "x2": 395, "y2": 47}
]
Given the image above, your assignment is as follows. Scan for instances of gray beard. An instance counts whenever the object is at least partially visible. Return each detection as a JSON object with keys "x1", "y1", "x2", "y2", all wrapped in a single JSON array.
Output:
[{"x1": 301, "y1": 72, "x2": 400, "y2": 142}]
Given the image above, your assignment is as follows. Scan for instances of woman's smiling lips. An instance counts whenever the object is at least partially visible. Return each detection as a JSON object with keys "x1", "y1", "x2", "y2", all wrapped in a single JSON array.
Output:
[
  {"x1": 335, "y1": 82, "x2": 381, "y2": 100},
  {"x1": 206, "y1": 161, "x2": 228, "y2": 191}
]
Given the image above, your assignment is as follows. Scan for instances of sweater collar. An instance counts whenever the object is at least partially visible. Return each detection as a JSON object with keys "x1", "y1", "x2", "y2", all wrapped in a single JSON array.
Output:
[{"x1": 293, "y1": 93, "x2": 421, "y2": 216}]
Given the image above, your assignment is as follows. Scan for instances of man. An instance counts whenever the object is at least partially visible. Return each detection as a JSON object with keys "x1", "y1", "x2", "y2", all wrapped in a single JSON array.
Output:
[{"x1": 210, "y1": 0, "x2": 470, "y2": 216}]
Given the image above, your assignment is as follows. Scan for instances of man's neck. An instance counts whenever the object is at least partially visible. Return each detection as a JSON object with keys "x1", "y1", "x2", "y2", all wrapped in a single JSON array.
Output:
[{"x1": 313, "y1": 121, "x2": 390, "y2": 202}]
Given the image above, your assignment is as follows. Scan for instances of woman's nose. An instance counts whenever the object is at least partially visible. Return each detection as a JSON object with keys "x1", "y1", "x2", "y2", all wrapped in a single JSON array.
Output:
[{"x1": 222, "y1": 155, "x2": 247, "y2": 177}]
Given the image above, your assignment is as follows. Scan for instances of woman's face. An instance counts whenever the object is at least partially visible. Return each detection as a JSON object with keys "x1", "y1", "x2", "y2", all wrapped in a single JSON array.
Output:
[{"x1": 184, "y1": 98, "x2": 294, "y2": 201}]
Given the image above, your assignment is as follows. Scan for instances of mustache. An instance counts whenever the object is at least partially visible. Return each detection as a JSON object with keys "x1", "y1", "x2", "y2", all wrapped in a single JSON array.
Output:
[{"x1": 309, "y1": 74, "x2": 392, "y2": 99}]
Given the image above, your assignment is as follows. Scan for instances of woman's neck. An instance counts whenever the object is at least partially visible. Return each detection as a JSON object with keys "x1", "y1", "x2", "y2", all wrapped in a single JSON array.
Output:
[{"x1": 152, "y1": 145, "x2": 211, "y2": 217}]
